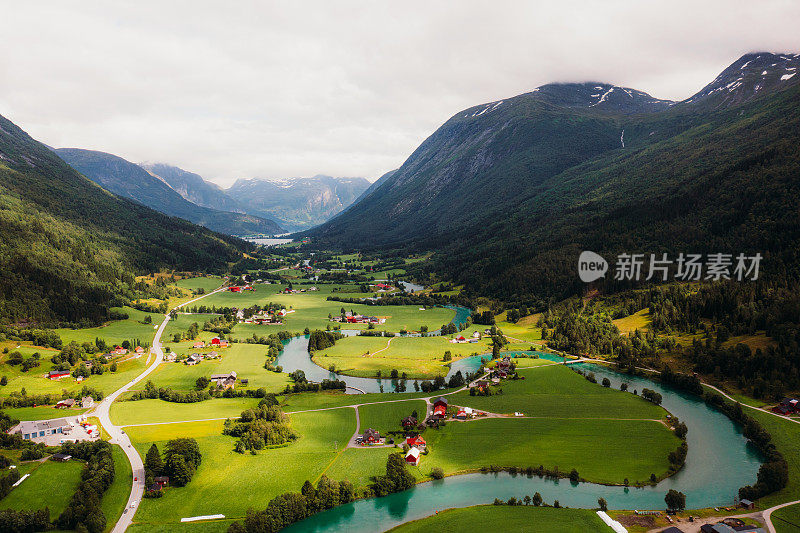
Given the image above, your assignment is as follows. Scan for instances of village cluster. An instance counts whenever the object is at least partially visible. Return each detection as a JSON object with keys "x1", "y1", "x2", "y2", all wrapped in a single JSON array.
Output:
[{"x1": 46, "y1": 345, "x2": 148, "y2": 381}]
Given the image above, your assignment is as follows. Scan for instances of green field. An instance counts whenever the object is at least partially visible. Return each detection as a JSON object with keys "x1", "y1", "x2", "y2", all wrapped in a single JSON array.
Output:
[
  {"x1": 1, "y1": 350, "x2": 147, "y2": 398},
  {"x1": 390, "y1": 505, "x2": 607, "y2": 533},
  {"x1": 102, "y1": 445, "x2": 134, "y2": 531},
  {"x1": 0, "y1": 458, "x2": 85, "y2": 519},
  {"x1": 358, "y1": 399, "x2": 427, "y2": 434},
  {"x1": 1, "y1": 406, "x2": 88, "y2": 421},
  {"x1": 137, "y1": 343, "x2": 290, "y2": 393},
  {"x1": 175, "y1": 276, "x2": 223, "y2": 293},
  {"x1": 55, "y1": 306, "x2": 160, "y2": 345},
  {"x1": 422, "y1": 416, "x2": 679, "y2": 485},
  {"x1": 313, "y1": 335, "x2": 491, "y2": 379},
  {"x1": 111, "y1": 398, "x2": 262, "y2": 426},
  {"x1": 162, "y1": 313, "x2": 221, "y2": 343},
  {"x1": 447, "y1": 365, "x2": 669, "y2": 419},
  {"x1": 197, "y1": 283, "x2": 456, "y2": 333},
  {"x1": 773, "y1": 502, "x2": 800, "y2": 532},
  {"x1": 127, "y1": 408, "x2": 355, "y2": 526}
]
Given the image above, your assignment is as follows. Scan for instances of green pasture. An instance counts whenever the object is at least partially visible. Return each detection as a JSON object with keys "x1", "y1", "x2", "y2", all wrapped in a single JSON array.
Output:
[
  {"x1": 313, "y1": 335, "x2": 490, "y2": 379},
  {"x1": 111, "y1": 398, "x2": 261, "y2": 426},
  {"x1": 56, "y1": 306, "x2": 160, "y2": 346},
  {"x1": 127, "y1": 408, "x2": 355, "y2": 525},
  {"x1": 357, "y1": 399, "x2": 427, "y2": 435},
  {"x1": 0, "y1": 458, "x2": 85, "y2": 519},
  {"x1": 390, "y1": 505, "x2": 607, "y2": 533},
  {"x1": 448, "y1": 365, "x2": 669, "y2": 419}
]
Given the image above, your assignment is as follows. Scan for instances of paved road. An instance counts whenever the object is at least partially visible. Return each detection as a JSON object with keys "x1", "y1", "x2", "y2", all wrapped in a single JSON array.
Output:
[{"x1": 90, "y1": 287, "x2": 225, "y2": 533}]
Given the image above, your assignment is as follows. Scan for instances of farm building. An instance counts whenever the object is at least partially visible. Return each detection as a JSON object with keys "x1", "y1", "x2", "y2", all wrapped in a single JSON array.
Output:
[
  {"x1": 406, "y1": 436, "x2": 426, "y2": 448},
  {"x1": 55, "y1": 398, "x2": 76, "y2": 409},
  {"x1": 433, "y1": 397, "x2": 448, "y2": 417},
  {"x1": 186, "y1": 354, "x2": 202, "y2": 366},
  {"x1": 81, "y1": 396, "x2": 95, "y2": 409},
  {"x1": 405, "y1": 447, "x2": 420, "y2": 466},
  {"x1": 51, "y1": 453, "x2": 72, "y2": 462},
  {"x1": 48, "y1": 370, "x2": 71, "y2": 380},
  {"x1": 772, "y1": 398, "x2": 798, "y2": 415},
  {"x1": 193, "y1": 341, "x2": 205, "y2": 349},
  {"x1": 228, "y1": 286, "x2": 242, "y2": 292},
  {"x1": 135, "y1": 346, "x2": 145, "y2": 354},
  {"x1": 210, "y1": 371, "x2": 238, "y2": 390},
  {"x1": 361, "y1": 428, "x2": 381, "y2": 445}
]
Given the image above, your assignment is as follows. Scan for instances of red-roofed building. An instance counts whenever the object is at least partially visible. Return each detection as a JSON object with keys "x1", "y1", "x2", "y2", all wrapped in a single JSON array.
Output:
[
  {"x1": 406, "y1": 436, "x2": 426, "y2": 448},
  {"x1": 228, "y1": 286, "x2": 242, "y2": 292}
]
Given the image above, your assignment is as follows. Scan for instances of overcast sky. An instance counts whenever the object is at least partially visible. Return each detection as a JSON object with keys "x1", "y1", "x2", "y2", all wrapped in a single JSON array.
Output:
[{"x1": 1, "y1": 1, "x2": 799, "y2": 186}]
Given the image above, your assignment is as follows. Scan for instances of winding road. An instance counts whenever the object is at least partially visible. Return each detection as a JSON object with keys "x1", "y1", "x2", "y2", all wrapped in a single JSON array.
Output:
[{"x1": 90, "y1": 287, "x2": 226, "y2": 532}]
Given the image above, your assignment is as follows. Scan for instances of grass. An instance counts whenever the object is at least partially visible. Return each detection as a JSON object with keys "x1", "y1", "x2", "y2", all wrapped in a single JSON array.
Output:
[
  {"x1": 313, "y1": 335, "x2": 491, "y2": 379},
  {"x1": 389, "y1": 505, "x2": 607, "y2": 533},
  {"x1": 102, "y1": 445, "x2": 134, "y2": 532},
  {"x1": 1, "y1": 406, "x2": 88, "y2": 421},
  {"x1": 421, "y1": 417, "x2": 679, "y2": 485},
  {"x1": 358, "y1": 400, "x2": 427, "y2": 434},
  {"x1": 0, "y1": 351, "x2": 147, "y2": 398},
  {"x1": 175, "y1": 276, "x2": 223, "y2": 293},
  {"x1": 55, "y1": 306, "x2": 160, "y2": 345},
  {"x1": 447, "y1": 365, "x2": 669, "y2": 419},
  {"x1": 136, "y1": 343, "x2": 290, "y2": 392},
  {"x1": 612, "y1": 309, "x2": 652, "y2": 334},
  {"x1": 111, "y1": 398, "x2": 262, "y2": 426},
  {"x1": 197, "y1": 283, "x2": 456, "y2": 333},
  {"x1": 773, "y1": 502, "x2": 800, "y2": 532},
  {"x1": 278, "y1": 391, "x2": 433, "y2": 412},
  {"x1": 127, "y1": 408, "x2": 356, "y2": 525},
  {"x1": 0, "y1": 458, "x2": 85, "y2": 519}
]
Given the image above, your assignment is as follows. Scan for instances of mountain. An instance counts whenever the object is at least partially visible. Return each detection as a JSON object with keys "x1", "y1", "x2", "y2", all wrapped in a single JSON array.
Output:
[
  {"x1": 141, "y1": 162, "x2": 243, "y2": 214},
  {"x1": 227, "y1": 175, "x2": 371, "y2": 230},
  {"x1": 306, "y1": 52, "x2": 800, "y2": 305},
  {"x1": 55, "y1": 149, "x2": 283, "y2": 236},
  {"x1": 0, "y1": 113, "x2": 249, "y2": 325}
]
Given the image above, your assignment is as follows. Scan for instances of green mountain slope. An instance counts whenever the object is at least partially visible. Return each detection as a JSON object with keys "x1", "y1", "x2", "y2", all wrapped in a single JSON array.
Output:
[
  {"x1": 56, "y1": 149, "x2": 283, "y2": 236},
  {"x1": 0, "y1": 114, "x2": 249, "y2": 325},
  {"x1": 306, "y1": 53, "x2": 800, "y2": 305},
  {"x1": 227, "y1": 175, "x2": 371, "y2": 231}
]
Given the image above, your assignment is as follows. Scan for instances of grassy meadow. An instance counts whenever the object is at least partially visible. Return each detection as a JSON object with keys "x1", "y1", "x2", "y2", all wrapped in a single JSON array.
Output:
[
  {"x1": 390, "y1": 505, "x2": 607, "y2": 533},
  {"x1": 0, "y1": 459, "x2": 85, "y2": 519},
  {"x1": 312, "y1": 335, "x2": 491, "y2": 379}
]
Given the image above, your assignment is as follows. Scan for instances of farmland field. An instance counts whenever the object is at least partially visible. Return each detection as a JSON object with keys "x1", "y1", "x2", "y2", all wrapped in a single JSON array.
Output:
[
  {"x1": 195, "y1": 283, "x2": 456, "y2": 333},
  {"x1": 55, "y1": 306, "x2": 160, "y2": 345},
  {"x1": 111, "y1": 398, "x2": 262, "y2": 426},
  {"x1": 126, "y1": 408, "x2": 356, "y2": 526},
  {"x1": 0, "y1": 458, "x2": 85, "y2": 519},
  {"x1": 389, "y1": 505, "x2": 607, "y2": 533},
  {"x1": 134, "y1": 343, "x2": 290, "y2": 392},
  {"x1": 312, "y1": 335, "x2": 491, "y2": 379},
  {"x1": 357, "y1": 399, "x2": 427, "y2": 434},
  {"x1": 448, "y1": 365, "x2": 670, "y2": 419},
  {"x1": 421, "y1": 416, "x2": 679, "y2": 484}
]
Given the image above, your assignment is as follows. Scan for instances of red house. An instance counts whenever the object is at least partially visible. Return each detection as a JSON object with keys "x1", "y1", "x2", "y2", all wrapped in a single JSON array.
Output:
[
  {"x1": 210, "y1": 337, "x2": 221, "y2": 346},
  {"x1": 405, "y1": 447, "x2": 420, "y2": 466},
  {"x1": 361, "y1": 428, "x2": 381, "y2": 444},
  {"x1": 406, "y1": 436, "x2": 426, "y2": 448},
  {"x1": 48, "y1": 370, "x2": 71, "y2": 380},
  {"x1": 433, "y1": 397, "x2": 448, "y2": 417},
  {"x1": 228, "y1": 286, "x2": 242, "y2": 292}
]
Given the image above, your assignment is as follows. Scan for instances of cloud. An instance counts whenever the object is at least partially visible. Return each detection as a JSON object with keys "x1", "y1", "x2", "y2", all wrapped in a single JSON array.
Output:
[{"x1": 1, "y1": 0, "x2": 799, "y2": 186}]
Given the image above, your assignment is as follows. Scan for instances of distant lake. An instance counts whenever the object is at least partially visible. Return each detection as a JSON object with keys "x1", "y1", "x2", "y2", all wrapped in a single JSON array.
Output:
[{"x1": 246, "y1": 238, "x2": 293, "y2": 246}]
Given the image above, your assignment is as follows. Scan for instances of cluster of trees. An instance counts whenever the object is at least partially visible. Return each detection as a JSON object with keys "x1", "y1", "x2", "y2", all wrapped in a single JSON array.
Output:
[
  {"x1": 370, "y1": 453, "x2": 416, "y2": 497},
  {"x1": 144, "y1": 438, "x2": 202, "y2": 491},
  {"x1": 57, "y1": 440, "x2": 116, "y2": 533},
  {"x1": 505, "y1": 306, "x2": 532, "y2": 323},
  {"x1": 130, "y1": 381, "x2": 211, "y2": 403},
  {"x1": 283, "y1": 379, "x2": 346, "y2": 394},
  {"x1": 227, "y1": 475, "x2": 355, "y2": 533},
  {"x1": 0, "y1": 469, "x2": 20, "y2": 499},
  {"x1": 307, "y1": 330, "x2": 344, "y2": 352},
  {"x1": 640, "y1": 388, "x2": 663, "y2": 405},
  {"x1": 0, "y1": 508, "x2": 51, "y2": 533},
  {"x1": 471, "y1": 311, "x2": 495, "y2": 325},
  {"x1": 0, "y1": 327, "x2": 62, "y2": 350},
  {"x1": 0, "y1": 385, "x2": 104, "y2": 409},
  {"x1": 224, "y1": 398, "x2": 297, "y2": 453}
]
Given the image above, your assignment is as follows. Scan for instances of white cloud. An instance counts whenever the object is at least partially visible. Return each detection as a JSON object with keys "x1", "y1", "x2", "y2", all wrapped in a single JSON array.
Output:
[{"x1": 1, "y1": 0, "x2": 798, "y2": 186}]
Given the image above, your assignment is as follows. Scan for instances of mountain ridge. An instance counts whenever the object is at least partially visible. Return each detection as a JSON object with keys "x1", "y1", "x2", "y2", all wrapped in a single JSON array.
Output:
[{"x1": 55, "y1": 149, "x2": 283, "y2": 236}]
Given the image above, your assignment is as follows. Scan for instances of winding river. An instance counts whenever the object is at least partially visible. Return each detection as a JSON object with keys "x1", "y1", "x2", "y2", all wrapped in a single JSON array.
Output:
[{"x1": 272, "y1": 309, "x2": 763, "y2": 532}]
